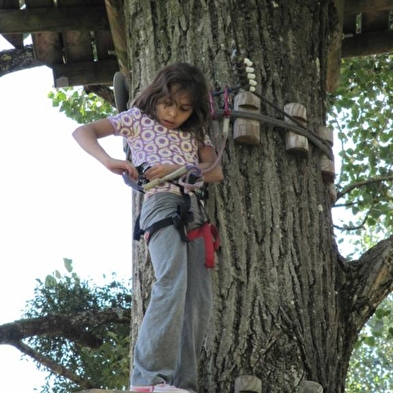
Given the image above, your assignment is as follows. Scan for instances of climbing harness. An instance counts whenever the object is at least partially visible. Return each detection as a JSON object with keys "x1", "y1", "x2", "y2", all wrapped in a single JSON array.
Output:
[
  {"x1": 118, "y1": 58, "x2": 265, "y2": 268},
  {"x1": 133, "y1": 186, "x2": 220, "y2": 268},
  {"x1": 187, "y1": 221, "x2": 220, "y2": 268}
]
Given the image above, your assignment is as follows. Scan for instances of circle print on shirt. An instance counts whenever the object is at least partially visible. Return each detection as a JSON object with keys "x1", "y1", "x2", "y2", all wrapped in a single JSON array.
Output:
[
  {"x1": 154, "y1": 124, "x2": 166, "y2": 134},
  {"x1": 159, "y1": 148, "x2": 172, "y2": 159},
  {"x1": 180, "y1": 140, "x2": 193, "y2": 153},
  {"x1": 141, "y1": 116, "x2": 155, "y2": 127},
  {"x1": 156, "y1": 136, "x2": 169, "y2": 148},
  {"x1": 141, "y1": 129, "x2": 156, "y2": 143}
]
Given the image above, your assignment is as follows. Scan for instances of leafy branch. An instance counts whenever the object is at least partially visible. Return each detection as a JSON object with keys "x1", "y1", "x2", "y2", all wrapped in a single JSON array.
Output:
[{"x1": 336, "y1": 174, "x2": 393, "y2": 201}]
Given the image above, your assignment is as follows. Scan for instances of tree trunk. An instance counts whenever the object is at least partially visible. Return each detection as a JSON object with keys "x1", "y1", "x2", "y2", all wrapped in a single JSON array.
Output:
[{"x1": 127, "y1": 1, "x2": 393, "y2": 392}]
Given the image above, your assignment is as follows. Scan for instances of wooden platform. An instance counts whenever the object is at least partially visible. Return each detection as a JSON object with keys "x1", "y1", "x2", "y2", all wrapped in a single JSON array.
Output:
[
  {"x1": 1, "y1": 0, "x2": 392, "y2": 89},
  {"x1": 0, "y1": 0, "x2": 124, "y2": 87},
  {"x1": 327, "y1": 0, "x2": 393, "y2": 90}
]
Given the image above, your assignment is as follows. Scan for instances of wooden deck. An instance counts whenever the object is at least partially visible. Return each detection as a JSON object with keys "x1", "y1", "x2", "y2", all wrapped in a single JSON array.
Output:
[
  {"x1": 325, "y1": 0, "x2": 393, "y2": 90},
  {"x1": 0, "y1": 0, "x2": 125, "y2": 87},
  {"x1": 0, "y1": 0, "x2": 392, "y2": 89}
]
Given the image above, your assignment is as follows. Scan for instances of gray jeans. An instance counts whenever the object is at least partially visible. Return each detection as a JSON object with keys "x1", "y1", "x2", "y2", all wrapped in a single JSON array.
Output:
[{"x1": 131, "y1": 192, "x2": 212, "y2": 392}]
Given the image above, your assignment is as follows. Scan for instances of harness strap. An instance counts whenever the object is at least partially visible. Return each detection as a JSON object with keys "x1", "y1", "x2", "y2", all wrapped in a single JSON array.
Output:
[
  {"x1": 132, "y1": 192, "x2": 220, "y2": 268},
  {"x1": 133, "y1": 195, "x2": 193, "y2": 243},
  {"x1": 187, "y1": 222, "x2": 220, "y2": 268}
]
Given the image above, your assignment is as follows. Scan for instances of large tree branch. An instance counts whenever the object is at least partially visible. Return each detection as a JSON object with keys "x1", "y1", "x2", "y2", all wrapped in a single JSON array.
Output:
[
  {"x1": 13, "y1": 340, "x2": 94, "y2": 390},
  {"x1": 0, "y1": 307, "x2": 130, "y2": 389},
  {"x1": 0, "y1": 307, "x2": 130, "y2": 347},
  {"x1": 0, "y1": 45, "x2": 43, "y2": 77},
  {"x1": 84, "y1": 84, "x2": 115, "y2": 107},
  {"x1": 344, "y1": 235, "x2": 393, "y2": 326}
]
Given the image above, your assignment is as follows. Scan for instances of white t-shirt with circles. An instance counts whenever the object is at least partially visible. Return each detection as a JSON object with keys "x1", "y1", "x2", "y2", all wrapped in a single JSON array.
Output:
[{"x1": 109, "y1": 107, "x2": 213, "y2": 197}]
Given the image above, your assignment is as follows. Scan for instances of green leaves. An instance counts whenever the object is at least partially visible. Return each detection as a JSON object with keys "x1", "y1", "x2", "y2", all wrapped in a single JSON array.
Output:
[
  {"x1": 48, "y1": 87, "x2": 116, "y2": 124},
  {"x1": 328, "y1": 54, "x2": 393, "y2": 257},
  {"x1": 346, "y1": 295, "x2": 393, "y2": 392},
  {"x1": 23, "y1": 260, "x2": 131, "y2": 393}
]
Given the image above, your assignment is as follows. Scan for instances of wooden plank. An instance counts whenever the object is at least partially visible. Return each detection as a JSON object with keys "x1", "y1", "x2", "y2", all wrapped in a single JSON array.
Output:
[
  {"x1": 0, "y1": 0, "x2": 24, "y2": 48},
  {"x1": 63, "y1": 30, "x2": 94, "y2": 63},
  {"x1": 24, "y1": 0, "x2": 63, "y2": 65},
  {"x1": 362, "y1": 10, "x2": 389, "y2": 32},
  {"x1": 0, "y1": 0, "x2": 20, "y2": 7},
  {"x1": 53, "y1": 58, "x2": 119, "y2": 87},
  {"x1": 56, "y1": 0, "x2": 94, "y2": 63},
  {"x1": 95, "y1": 30, "x2": 116, "y2": 60},
  {"x1": 104, "y1": 0, "x2": 128, "y2": 73},
  {"x1": 58, "y1": 0, "x2": 104, "y2": 5},
  {"x1": 32, "y1": 32, "x2": 63, "y2": 64},
  {"x1": 25, "y1": 0, "x2": 54, "y2": 7},
  {"x1": 0, "y1": 6, "x2": 109, "y2": 34},
  {"x1": 343, "y1": 14, "x2": 357, "y2": 35},
  {"x1": 345, "y1": 0, "x2": 393, "y2": 15},
  {"x1": 342, "y1": 30, "x2": 393, "y2": 57},
  {"x1": 326, "y1": 0, "x2": 345, "y2": 92}
]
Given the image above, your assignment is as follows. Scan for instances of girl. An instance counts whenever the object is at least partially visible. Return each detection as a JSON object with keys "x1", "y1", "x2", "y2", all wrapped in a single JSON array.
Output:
[{"x1": 72, "y1": 63, "x2": 223, "y2": 393}]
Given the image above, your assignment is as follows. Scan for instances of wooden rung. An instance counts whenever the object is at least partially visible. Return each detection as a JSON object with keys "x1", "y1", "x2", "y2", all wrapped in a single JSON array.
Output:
[
  {"x1": 320, "y1": 154, "x2": 335, "y2": 183},
  {"x1": 317, "y1": 126, "x2": 334, "y2": 146},
  {"x1": 284, "y1": 102, "x2": 309, "y2": 156},
  {"x1": 284, "y1": 102, "x2": 307, "y2": 122},
  {"x1": 233, "y1": 91, "x2": 261, "y2": 145}
]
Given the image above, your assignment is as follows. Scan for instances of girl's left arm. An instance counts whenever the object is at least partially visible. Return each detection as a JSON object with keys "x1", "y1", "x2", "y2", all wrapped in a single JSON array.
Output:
[{"x1": 198, "y1": 145, "x2": 224, "y2": 183}]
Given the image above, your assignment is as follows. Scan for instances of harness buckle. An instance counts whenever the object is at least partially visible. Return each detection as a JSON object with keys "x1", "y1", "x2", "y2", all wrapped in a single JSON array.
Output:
[{"x1": 171, "y1": 211, "x2": 181, "y2": 229}]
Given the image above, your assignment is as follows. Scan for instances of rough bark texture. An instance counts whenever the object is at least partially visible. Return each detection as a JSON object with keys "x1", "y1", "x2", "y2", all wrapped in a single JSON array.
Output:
[
  {"x1": 126, "y1": 1, "x2": 393, "y2": 392},
  {"x1": 0, "y1": 45, "x2": 42, "y2": 77}
]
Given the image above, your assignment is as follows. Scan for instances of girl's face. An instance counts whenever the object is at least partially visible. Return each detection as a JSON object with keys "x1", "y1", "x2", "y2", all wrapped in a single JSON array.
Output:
[{"x1": 155, "y1": 91, "x2": 193, "y2": 130}]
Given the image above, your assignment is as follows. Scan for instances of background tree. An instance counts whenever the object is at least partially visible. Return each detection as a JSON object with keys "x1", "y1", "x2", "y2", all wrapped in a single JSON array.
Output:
[
  {"x1": 124, "y1": 1, "x2": 393, "y2": 393},
  {"x1": 328, "y1": 54, "x2": 393, "y2": 257},
  {"x1": 327, "y1": 53, "x2": 393, "y2": 393},
  {"x1": 0, "y1": 259, "x2": 131, "y2": 393},
  {"x1": 345, "y1": 294, "x2": 393, "y2": 393}
]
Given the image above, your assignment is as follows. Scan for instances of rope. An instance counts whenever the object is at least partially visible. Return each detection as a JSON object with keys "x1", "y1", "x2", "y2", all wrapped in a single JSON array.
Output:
[
  {"x1": 216, "y1": 109, "x2": 333, "y2": 160},
  {"x1": 211, "y1": 85, "x2": 333, "y2": 159}
]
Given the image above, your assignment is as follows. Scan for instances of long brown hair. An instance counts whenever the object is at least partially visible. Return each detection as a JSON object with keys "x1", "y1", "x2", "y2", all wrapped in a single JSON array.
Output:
[{"x1": 133, "y1": 63, "x2": 210, "y2": 143}]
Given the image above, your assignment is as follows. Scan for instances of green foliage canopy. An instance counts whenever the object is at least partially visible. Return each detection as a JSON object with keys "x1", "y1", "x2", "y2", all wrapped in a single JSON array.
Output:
[
  {"x1": 327, "y1": 54, "x2": 393, "y2": 392},
  {"x1": 23, "y1": 259, "x2": 131, "y2": 393},
  {"x1": 48, "y1": 87, "x2": 116, "y2": 125},
  {"x1": 328, "y1": 54, "x2": 393, "y2": 259}
]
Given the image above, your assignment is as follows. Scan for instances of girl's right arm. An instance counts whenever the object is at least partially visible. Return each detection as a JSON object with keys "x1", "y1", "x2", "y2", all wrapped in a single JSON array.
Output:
[{"x1": 72, "y1": 118, "x2": 138, "y2": 179}]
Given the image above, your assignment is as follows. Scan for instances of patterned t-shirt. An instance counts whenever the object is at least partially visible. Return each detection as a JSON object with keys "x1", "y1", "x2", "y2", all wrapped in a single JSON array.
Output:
[{"x1": 109, "y1": 107, "x2": 214, "y2": 197}]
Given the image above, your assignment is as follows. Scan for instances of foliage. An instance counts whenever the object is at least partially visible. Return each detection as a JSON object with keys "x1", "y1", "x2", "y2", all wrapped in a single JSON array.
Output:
[
  {"x1": 327, "y1": 54, "x2": 393, "y2": 259},
  {"x1": 328, "y1": 54, "x2": 393, "y2": 392},
  {"x1": 345, "y1": 294, "x2": 393, "y2": 393},
  {"x1": 48, "y1": 87, "x2": 116, "y2": 124},
  {"x1": 23, "y1": 259, "x2": 131, "y2": 393}
]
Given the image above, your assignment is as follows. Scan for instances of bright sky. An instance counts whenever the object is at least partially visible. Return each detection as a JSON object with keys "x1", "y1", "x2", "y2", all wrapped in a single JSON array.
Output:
[{"x1": 0, "y1": 36, "x2": 132, "y2": 391}]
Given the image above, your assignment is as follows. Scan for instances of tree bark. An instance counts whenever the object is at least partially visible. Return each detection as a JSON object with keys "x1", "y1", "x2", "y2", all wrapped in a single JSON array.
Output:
[
  {"x1": 0, "y1": 45, "x2": 42, "y2": 77},
  {"x1": 126, "y1": 1, "x2": 393, "y2": 392},
  {"x1": 0, "y1": 308, "x2": 130, "y2": 347}
]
